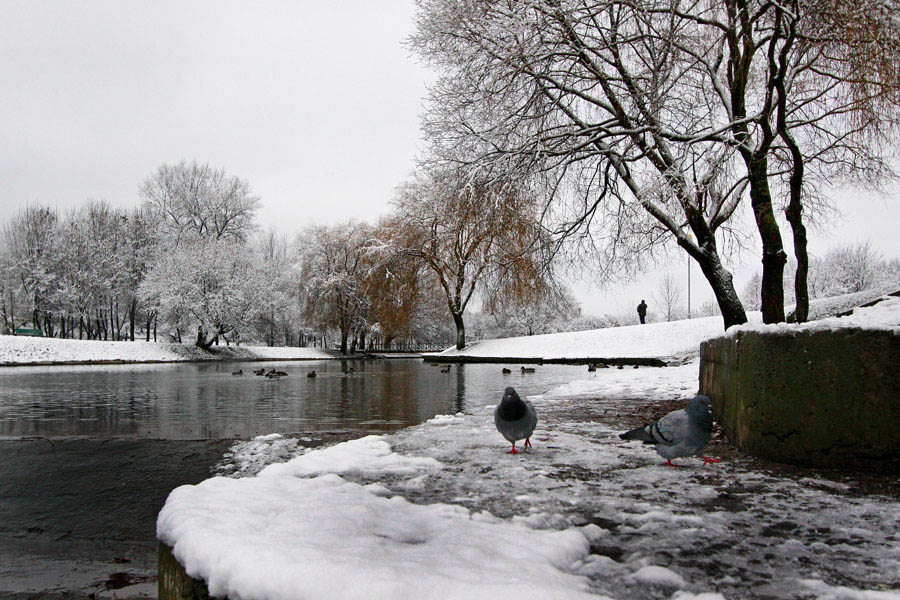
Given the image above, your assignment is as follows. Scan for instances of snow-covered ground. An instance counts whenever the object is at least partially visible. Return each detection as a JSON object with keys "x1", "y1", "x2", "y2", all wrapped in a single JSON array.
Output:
[
  {"x1": 158, "y1": 356, "x2": 900, "y2": 599},
  {"x1": 440, "y1": 314, "x2": 757, "y2": 361},
  {"x1": 0, "y1": 335, "x2": 332, "y2": 365},
  {"x1": 441, "y1": 291, "x2": 900, "y2": 362},
  {"x1": 729, "y1": 293, "x2": 900, "y2": 337}
]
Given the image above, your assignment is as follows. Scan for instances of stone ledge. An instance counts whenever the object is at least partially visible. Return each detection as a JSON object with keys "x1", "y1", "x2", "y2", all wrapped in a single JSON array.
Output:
[
  {"x1": 159, "y1": 542, "x2": 211, "y2": 600},
  {"x1": 699, "y1": 328, "x2": 900, "y2": 471}
]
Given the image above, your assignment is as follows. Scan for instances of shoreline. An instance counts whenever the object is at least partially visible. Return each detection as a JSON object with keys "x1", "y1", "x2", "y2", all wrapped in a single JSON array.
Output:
[
  {"x1": 0, "y1": 355, "x2": 361, "y2": 368},
  {"x1": 425, "y1": 355, "x2": 672, "y2": 366}
]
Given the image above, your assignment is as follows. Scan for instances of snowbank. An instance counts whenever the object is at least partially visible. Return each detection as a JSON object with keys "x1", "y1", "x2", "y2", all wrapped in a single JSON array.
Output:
[
  {"x1": 726, "y1": 294, "x2": 900, "y2": 338},
  {"x1": 161, "y1": 360, "x2": 900, "y2": 599},
  {"x1": 158, "y1": 436, "x2": 603, "y2": 600},
  {"x1": 439, "y1": 314, "x2": 761, "y2": 361},
  {"x1": 441, "y1": 292, "x2": 899, "y2": 362},
  {"x1": 0, "y1": 334, "x2": 332, "y2": 366}
]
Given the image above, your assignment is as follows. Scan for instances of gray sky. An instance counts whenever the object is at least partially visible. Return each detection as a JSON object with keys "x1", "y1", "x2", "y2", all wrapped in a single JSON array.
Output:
[
  {"x1": 1, "y1": 1, "x2": 897, "y2": 316},
  {"x1": 1, "y1": 0, "x2": 426, "y2": 227}
]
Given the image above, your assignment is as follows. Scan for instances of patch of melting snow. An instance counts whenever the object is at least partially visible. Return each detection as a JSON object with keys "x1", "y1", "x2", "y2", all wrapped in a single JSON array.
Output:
[{"x1": 166, "y1": 361, "x2": 900, "y2": 599}]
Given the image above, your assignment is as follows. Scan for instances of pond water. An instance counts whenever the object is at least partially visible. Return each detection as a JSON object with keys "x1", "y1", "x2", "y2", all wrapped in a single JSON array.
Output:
[
  {"x1": 0, "y1": 359, "x2": 588, "y2": 439},
  {"x1": 0, "y1": 358, "x2": 590, "y2": 597}
]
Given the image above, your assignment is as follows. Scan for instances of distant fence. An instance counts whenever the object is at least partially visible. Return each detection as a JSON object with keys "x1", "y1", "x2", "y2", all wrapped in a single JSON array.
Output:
[{"x1": 364, "y1": 344, "x2": 447, "y2": 353}]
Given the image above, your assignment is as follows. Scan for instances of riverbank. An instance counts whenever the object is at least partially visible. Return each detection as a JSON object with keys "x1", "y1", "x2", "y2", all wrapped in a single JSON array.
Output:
[
  {"x1": 0, "y1": 335, "x2": 334, "y2": 366},
  {"x1": 158, "y1": 359, "x2": 900, "y2": 599},
  {"x1": 438, "y1": 314, "x2": 758, "y2": 364},
  {"x1": 435, "y1": 288, "x2": 898, "y2": 364}
]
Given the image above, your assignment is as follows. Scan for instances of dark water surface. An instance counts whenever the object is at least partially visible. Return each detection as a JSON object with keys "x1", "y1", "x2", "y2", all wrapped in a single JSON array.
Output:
[{"x1": 0, "y1": 359, "x2": 588, "y2": 597}]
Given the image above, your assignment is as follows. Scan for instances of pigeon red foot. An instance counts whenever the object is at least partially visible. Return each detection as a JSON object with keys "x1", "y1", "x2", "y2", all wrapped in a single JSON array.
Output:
[
  {"x1": 701, "y1": 456, "x2": 720, "y2": 465},
  {"x1": 665, "y1": 459, "x2": 682, "y2": 468},
  {"x1": 508, "y1": 444, "x2": 519, "y2": 455},
  {"x1": 523, "y1": 438, "x2": 532, "y2": 451}
]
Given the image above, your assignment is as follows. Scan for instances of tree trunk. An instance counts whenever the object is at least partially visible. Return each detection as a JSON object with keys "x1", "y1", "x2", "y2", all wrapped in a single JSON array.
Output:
[
  {"x1": 129, "y1": 299, "x2": 137, "y2": 341},
  {"x1": 748, "y1": 155, "x2": 787, "y2": 323},
  {"x1": 778, "y1": 101, "x2": 810, "y2": 323},
  {"x1": 340, "y1": 329, "x2": 349, "y2": 355},
  {"x1": 785, "y1": 196, "x2": 809, "y2": 323},
  {"x1": 679, "y1": 239, "x2": 748, "y2": 330},
  {"x1": 195, "y1": 326, "x2": 214, "y2": 350},
  {"x1": 452, "y1": 311, "x2": 466, "y2": 350}
]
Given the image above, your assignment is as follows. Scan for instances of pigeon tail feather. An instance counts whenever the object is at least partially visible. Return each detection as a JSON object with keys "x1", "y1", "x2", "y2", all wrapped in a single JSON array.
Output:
[{"x1": 619, "y1": 425, "x2": 655, "y2": 444}]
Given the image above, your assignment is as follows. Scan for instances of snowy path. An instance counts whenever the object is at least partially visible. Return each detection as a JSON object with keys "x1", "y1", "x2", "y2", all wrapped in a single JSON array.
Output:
[{"x1": 159, "y1": 362, "x2": 900, "y2": 600}]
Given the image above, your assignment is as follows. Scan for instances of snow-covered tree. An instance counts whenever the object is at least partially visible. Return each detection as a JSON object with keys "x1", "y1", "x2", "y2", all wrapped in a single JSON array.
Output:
[
  {"x1": 251, "y1": 230, "x2": 301, "y2": 346},
  {"x1": 118, "y1": 207, "x2": 161, "y2": 341},
  {"x1": 139, "y1": 239, "x2": 257, "y2": 348},
  {"x1": 0, "y1": 205, "x2": 60, "y2": 334},
  {"x1": 54, "y1": 202, "x2": 123, "y2": 339},
  {"x1": 297, "y1": 222, "x2": 373, "y2": 355},
  {"x1": 411, "y1": 0, "x2": 750, "y2": 329},
  {"x1": 812, "y1": 242, "x2": 882, "y2": 297},
  {"x1": 140, "y1": 160, "x2": 260, "y2": 243}
]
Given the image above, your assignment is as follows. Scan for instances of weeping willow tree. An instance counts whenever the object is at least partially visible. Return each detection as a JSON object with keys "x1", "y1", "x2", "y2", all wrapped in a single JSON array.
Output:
[{"x1": 392, "y1": 167, "x2": 554, "y2": 349}]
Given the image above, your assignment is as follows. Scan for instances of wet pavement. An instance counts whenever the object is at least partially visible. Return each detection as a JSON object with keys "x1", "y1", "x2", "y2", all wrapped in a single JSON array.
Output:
[{"x1": 369, "y1": 390, "x2": 900, "y2": 598}]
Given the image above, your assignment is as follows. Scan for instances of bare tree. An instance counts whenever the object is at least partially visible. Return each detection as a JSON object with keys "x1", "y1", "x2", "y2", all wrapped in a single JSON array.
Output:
[
  {"x1": 652, "y1": 274, "x2": 683, "y2": 322},
  {"x1": 140, "y1": 160, "x2": 260, "y2": 243},
  {"x1": 487, "y1": 280, "x2": 580, "y2": 337},
  {"x1": 412, "y1": 0, "x2": 900, "y2": 329},
  {"x1": 412, "y1": 0, "x2": 750, "y2": 328}
]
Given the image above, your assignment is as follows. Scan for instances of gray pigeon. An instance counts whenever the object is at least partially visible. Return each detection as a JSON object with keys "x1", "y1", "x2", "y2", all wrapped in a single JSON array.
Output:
[
  {"x1": 619, "y1": 395, "x2": 719, "y2": 467},
  {"x1": 494, "y1": 387, "x2": 538, "y2": 454}
]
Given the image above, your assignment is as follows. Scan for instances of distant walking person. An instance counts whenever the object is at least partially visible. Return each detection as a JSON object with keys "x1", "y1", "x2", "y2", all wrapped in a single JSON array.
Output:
[{"x1": 637, "y1": 299, "x2": 648, "y2": 324}]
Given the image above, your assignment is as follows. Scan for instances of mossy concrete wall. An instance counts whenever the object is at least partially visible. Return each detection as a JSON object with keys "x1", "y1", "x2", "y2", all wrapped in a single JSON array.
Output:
[
  {"x1": 700, "y1": 328, "x2": 900, "y2": 471},
  {"x1": 159, "y1": 542, "x2": 212, "y2": 600}
]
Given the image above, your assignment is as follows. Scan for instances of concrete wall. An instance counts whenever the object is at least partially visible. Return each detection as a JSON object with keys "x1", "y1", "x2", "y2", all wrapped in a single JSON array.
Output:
[
  {"x1": 700, "y1": 328, "x2": 900, "y2": 471},
  {"x1": 159, "y1": 542, "x2": 212, "y2": 600}
]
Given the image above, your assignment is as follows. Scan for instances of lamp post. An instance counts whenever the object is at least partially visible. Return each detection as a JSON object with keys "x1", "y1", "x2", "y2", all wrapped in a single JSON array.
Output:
[
  {"x1": 685, "y1": 233, "x2": 692, "y2": 319},
  {"x1": 687, "y1": 253, "x2": 691, "y2": 319}
]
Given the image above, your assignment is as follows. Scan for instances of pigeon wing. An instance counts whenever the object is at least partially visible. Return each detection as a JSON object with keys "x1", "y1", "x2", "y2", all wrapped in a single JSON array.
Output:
[{"x1": 650, "y1": 409, "x2": 690, "y2": 446}]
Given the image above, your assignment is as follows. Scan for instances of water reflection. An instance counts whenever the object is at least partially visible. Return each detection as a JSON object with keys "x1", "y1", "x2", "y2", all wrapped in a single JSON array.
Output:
[{"x1": 0, "y1": 359, "x2": 588, "y2": 440}]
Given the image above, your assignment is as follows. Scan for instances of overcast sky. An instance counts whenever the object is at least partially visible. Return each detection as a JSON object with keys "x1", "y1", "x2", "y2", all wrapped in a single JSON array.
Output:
[{"x1": 1, "y1": 1, "x2": 897, "y2": 316}]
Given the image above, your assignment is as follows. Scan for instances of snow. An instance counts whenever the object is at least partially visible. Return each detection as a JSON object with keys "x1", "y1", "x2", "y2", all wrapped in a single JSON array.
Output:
[
  {"x1": 439, "y1": 315, "x2": 750, "y2": 360},
  {"x1": 167, "y1": 357, "x2": 900, "y2": 599},
  {"x1": 159, "y1": 441, "x2": 604, "y2": 600},
  {"x1": 257, "y1": 435, "x2": 442, "y2": 479},
  {"x1": 800, "y1": 579, "x2": 900, "y2": 600},
  {"x1": 543, "y1": 360, "x2": 700, "y2": 399},
  {"x1": 727, "y1": 294, "x2": 900, "y2": 338},
  {"x1": 627, "y1": 565, "x2": 687, "y2": 588},
  {"x1": 214, "y1": 434, "x2": 308, "y2": 478},
  {"x1": 440, "y1": 291, "x2": 899, "y2": 362},
  {"x1": 0, "y1": 334, "x2": 332, "y2": 365}
]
